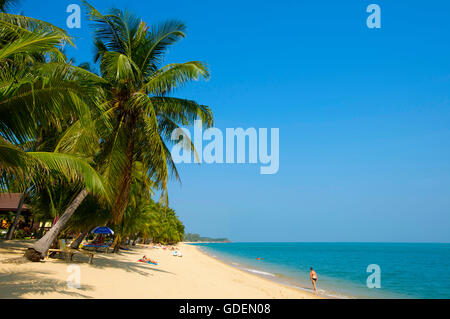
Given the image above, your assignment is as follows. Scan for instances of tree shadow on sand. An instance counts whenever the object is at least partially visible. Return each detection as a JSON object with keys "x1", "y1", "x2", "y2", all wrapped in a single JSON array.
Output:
[
  {"x1": 42, "y1": 248, "x2": 175, "y2": 277},
  {"x1": 0, "y1": 240, "x2": 33, "y2": 254},
  {"x1": 87, "y1": 250, "x2": 175, "y2": 277},
  {"x1": 1, "y1": 241, "x2": 174, "y2": 281},
  {"x1": 0, "y1": 269, "x2": 94, "y2": 298}
]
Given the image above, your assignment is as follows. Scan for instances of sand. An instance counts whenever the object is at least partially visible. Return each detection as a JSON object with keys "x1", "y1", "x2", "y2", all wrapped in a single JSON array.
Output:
[{"x1": 0, "y1": 240, "x2": 320, "y2": 299}]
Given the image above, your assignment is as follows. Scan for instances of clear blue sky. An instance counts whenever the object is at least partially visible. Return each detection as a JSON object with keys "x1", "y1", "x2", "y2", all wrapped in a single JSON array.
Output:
[{"x1": 16, "y1": 0, "x2": 450, "y2": 242}]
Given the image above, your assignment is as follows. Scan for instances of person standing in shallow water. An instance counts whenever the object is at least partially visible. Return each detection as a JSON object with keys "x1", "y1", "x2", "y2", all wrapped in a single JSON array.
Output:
[{"x1": 310, "y1": 267, "x2": 318, "y2": 294}]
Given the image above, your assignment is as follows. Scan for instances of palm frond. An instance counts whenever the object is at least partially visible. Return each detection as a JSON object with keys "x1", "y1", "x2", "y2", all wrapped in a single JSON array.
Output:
[
  {"x1": 100, "y1": 51, "x2": 141, "y2": 82},
  {"x1": 0, "y1": 31, "x2": 63, "y2": 62},
  {"x1": 144, "y1": 61, "x2": 209, "y2": 95},
  {"x1": 28, "y1": 152, "x2": 107, "y2": 197},
  {"x1": 151, "y1": 96, "x2": 213, "y2": 127},
  {"x1": 138, "y1": 20, "x2": 186, "y2": 75}
]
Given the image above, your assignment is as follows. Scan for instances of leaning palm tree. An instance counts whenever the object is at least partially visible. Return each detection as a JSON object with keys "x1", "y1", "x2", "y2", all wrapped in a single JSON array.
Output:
[
  {"x1": 0, "y1": 136, "x2": 107, "y2": 245},
  {"x1": 58, "y1": 2, "x2": 214, "y2": 226},
  {"x1": 0, "y1": 10, "x2": 109, "y2": 260}
]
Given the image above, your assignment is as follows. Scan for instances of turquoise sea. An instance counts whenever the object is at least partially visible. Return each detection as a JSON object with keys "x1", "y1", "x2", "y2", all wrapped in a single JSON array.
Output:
[{"x1": 192, "y1": 242, "x2": 450, "y2": 299}]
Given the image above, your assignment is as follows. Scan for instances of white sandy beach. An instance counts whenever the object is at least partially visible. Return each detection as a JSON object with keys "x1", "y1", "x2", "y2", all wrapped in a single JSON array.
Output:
[{"x1": 0, "y1": 240, "x2": 320, "y2": 299}]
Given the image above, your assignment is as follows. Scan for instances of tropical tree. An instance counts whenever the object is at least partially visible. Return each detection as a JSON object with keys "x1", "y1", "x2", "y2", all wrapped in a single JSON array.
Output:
[
  {"x1": 114, "y1": 189, "x2": 185, "y2": 246},
  {"x1": 141, "y1": 203, "x2": 184, "y2": 244},
  {"x1": 57, "y1": 2, "x2": 213, "y2": 224},
  {"x1": 0, "y1": 10, "x2": 108, "y2": 259},
  {"x1": 1, "y1": 2, "x2": 213, "y2": 260},
  {"x1": 111, "y1": 161, "x2": 155, "y2": 249},
  {"x1": 86, "y1": 2, "x2": 212, "y2": 221}
]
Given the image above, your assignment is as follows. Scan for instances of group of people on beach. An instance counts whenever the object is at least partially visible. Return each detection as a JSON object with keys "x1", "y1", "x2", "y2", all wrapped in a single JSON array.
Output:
[{"x1": 148, "y1": 243, "x2": 181, "y2": 250}]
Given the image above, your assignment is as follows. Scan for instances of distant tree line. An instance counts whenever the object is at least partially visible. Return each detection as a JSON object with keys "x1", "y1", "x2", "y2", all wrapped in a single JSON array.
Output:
[{"x1": 184, "y1": 233, "x2": 230, "y2": 243}]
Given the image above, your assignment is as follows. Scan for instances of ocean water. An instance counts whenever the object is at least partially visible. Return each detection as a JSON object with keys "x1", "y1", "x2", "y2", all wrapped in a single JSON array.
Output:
[{"x1": 192, "y1": 242, "x2": 450, "y2": 299}]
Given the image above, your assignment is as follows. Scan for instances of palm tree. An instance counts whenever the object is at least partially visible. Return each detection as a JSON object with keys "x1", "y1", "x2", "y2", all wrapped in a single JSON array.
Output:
[
  {"x1": 2, "y1": 3, "x2": 213, "y2": 260},
  {"x1": 58, "y1": 2, "x2": 213, "y2": 226},
  {"x1": 0, "y1": 10, "x2": 109, "y2": 259},
  {"x1": 111, "y1": 161, "x2": 155, "y2": 249},
  {"x1": 18, "y1": 93, "x2": 108, "y2": 260},
  {"x1": 64, "y1": 194, "x2": 111, "y2": 249},
  {"x1": 1, "y1": 136, "x2": 107, "y2": 257}
]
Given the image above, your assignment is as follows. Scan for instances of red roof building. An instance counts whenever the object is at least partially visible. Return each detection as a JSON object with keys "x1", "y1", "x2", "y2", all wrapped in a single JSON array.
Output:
[{"x1": 0, "y1": 193, "x2": 30, "y2": 213}]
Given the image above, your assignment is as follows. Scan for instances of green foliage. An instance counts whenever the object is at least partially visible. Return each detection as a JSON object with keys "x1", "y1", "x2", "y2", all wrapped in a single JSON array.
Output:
[
  {"x1": 0, "y1": 10, "x2": 106, "y2": 196},
  {"x1": 0, "y1": 2, "x2": 211, "y2": 247},
  {"x1": 59, "y1": 1, "x2": 214, "y2": 224},
  {"x1": 183, "y1": 233, "x2": 230, "y2": 243},
  {"x1": 111, "y1": 161, "x2": 184, "y2": 244}
]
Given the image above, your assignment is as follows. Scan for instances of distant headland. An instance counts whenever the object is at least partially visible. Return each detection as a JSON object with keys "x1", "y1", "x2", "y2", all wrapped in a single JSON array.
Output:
[{"x1": 183, "y1": 233, "x2": 231, "y2": 243}]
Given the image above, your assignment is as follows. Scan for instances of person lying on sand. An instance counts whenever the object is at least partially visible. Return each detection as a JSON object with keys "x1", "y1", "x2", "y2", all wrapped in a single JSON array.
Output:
[{"x1": 140, "y1": 255, "x2": 158, "y2": 264}]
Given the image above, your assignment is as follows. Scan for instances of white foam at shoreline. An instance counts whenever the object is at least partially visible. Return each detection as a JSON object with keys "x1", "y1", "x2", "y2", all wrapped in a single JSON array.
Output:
[
  {"x1": 196, "y1": 244, "x2": 352, "y2": 299},
  {"x1": 243, "y1": 268, "x2": 276, "y2": 277}
]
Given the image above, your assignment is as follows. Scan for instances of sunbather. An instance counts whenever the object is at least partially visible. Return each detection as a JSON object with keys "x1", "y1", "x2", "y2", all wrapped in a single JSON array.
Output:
[{"x1": 140, "y1": 255, "x2": 158, "y2": 264}]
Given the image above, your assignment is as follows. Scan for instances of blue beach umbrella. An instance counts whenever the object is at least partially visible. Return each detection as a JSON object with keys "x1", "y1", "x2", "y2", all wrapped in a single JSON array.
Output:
[{"x1": 91, "y1": 226, "x2": 114, "y2": 235}]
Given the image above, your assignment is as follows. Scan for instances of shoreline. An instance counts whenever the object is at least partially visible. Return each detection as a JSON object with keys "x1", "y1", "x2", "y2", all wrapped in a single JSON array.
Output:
[
  {"x1": 190, "y1": 243, "x2": 338, "y2": 299},
  {"x1": 187, "y1": 243, "x2": 325, "y2": 299},
  {"x1": 0, "y1": 240, "x2": 321, "y2": 298}
]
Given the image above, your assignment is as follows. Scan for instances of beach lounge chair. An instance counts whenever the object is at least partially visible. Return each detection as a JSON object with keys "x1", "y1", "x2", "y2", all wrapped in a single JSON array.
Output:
[
  {"x1": 71, "y1": 245, "x2": 96, "y2": 264},
  {"x1": 47, "y1": 239, "x2": 95, "y2": 264},
  {"x1": 82, "y1": 243, "x2": 111, "y2": 253},
  {"x1": 47, "y1": 239, "x2": 67, "y2": 260}
]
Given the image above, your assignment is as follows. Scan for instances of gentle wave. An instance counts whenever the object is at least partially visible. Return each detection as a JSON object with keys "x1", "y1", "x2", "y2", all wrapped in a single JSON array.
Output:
[
  {"x1": 194, "y1": 242, "x2": 450, "y2": 298},
  {"x1": 194, "y1": 244, "x2": 349, "y2": 298},
  {"x1": 243, "y1": 268, "x2": 276, "y2": 277}
]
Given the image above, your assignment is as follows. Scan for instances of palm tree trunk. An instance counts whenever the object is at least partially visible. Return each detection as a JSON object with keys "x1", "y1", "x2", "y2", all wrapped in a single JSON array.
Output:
[
  {"x1": 112, "y1": 137, "x2": 134, "y2": 224},
  {"x1": 37, "y1": 224, "x2": 45, "y2": 238},
  {"x1": 5, "y1": 192, "x2": 26, "y2": 240},
  {"x1": 24, "y1": 189, "x2": 88, "y2": 261},
  {"x1": 70, "y1": 226, "x2": 93, "y2": 249},
  {"x1": 112, "y1": 235, "x2": 120, "y2": 253}
]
